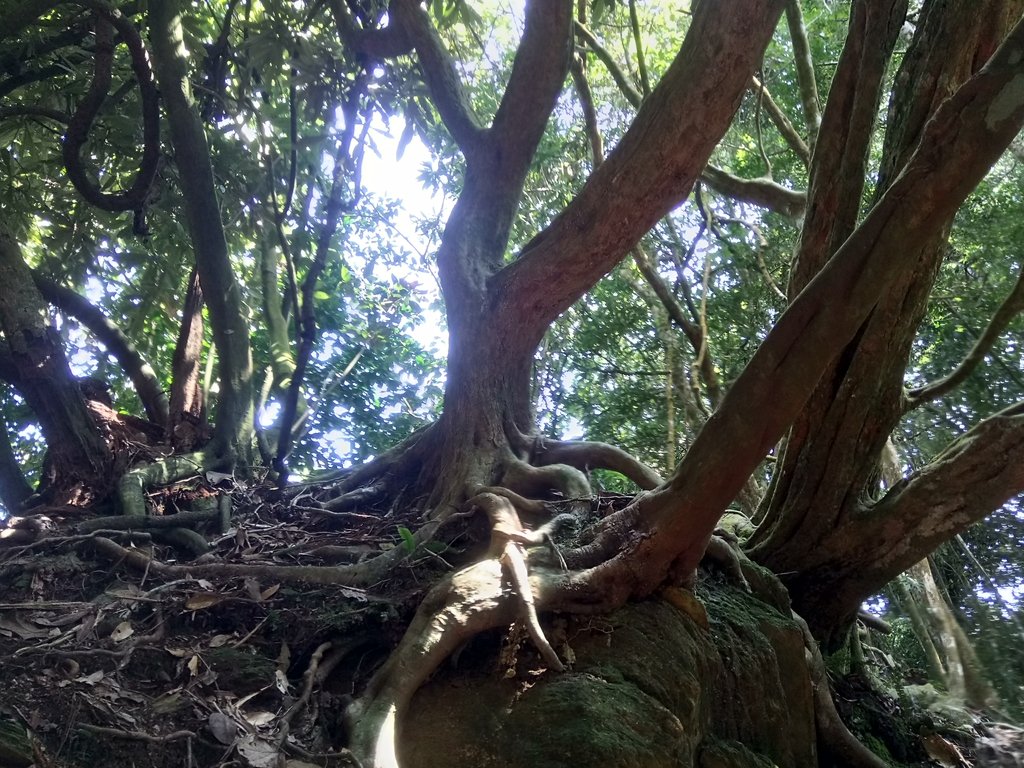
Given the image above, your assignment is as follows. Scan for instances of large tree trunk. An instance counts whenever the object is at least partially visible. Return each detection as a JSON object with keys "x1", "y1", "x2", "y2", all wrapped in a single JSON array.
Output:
[{"x1": 0, "y1": 229, "x2": 110, "y2": 496}]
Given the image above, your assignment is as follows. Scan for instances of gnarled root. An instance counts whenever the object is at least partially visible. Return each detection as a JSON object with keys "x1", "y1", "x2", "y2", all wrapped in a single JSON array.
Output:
[
  {"x1": 795, "y1": 612, "x2": 886, "y2": 768},
  {"x1": 347, "y1": 559, "x2": 516, "y2": 768}
]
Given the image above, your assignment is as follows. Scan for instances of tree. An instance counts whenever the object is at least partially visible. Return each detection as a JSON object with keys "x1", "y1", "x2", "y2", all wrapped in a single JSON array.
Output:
[{"x1": 3, "y1": 0, "x2": 1024, "y2": 766}]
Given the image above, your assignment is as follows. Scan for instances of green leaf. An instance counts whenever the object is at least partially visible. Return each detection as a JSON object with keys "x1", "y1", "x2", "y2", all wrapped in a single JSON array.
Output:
[{"x1": 397, "y1": 526, "x2": 416, "y2": 553}]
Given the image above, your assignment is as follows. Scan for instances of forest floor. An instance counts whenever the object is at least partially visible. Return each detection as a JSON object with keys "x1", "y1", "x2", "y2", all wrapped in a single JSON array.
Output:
[
  {"x1": 0, "y1": 478, "x2": 1018, "y2": 768},
  {"x1": 0, "y1": 478, "x2": 450, "y2": 768}
]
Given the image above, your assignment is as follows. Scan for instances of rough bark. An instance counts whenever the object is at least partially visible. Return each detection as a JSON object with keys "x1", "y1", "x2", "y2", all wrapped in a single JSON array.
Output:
[
  {"x1": 168, "y1": 265, "x2": 206, "y2": 447},
  {"x1": 33, "y1": 273, "x2": 168, "y2": 426},
  {"x1": 748, "y1": 1, "x2": 1024, "y2": 640},
  {"x1": 0, "y1": 229, "x2": 109, "y2": 491},
  {"x1": 550, "y1": 12, "x2": 1024, "y2": 620},
  {"x1": 148, "y1": 0, "x2": 253, "y2": 465}
]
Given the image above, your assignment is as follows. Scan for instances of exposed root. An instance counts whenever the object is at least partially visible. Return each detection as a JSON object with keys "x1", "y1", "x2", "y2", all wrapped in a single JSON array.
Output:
[
  {"x1": 347, "y1": 559, "x2": 520, "y2": 768},
  {"x1": 500, "y1": 457, "x2": 591, "y2": 514},
  {"x1": 89, "y1": 535, "x2": 384, "y2": 591},
  {"x1": 469, "y1": 491, "x2": 566, "y2": 671},
  {"x1": 703, "y1": 531, "x2": 751, "y2": 591},
  {"x1": 77, "y1": 507, "x2": 220, "y2": 533},
  {"x1": 794, "y1": 612, "x2": 887, "y2": 768},
  {"x1": 117, "y1": 450, "x2": 209, "y2": 516},
  {"x1": 347, "y1": 490, "x2": 573, "y2": 768},
  {"x1": 532, "y1": 438, "x2": 664, "y2": 490}
]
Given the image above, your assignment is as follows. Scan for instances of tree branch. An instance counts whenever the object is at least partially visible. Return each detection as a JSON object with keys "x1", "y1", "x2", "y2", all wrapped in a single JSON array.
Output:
[
  {"x1": 574, "y1": 14, "x2": 1024, "y2": 592},
  {"x1": 490, "y1": 0, "x2": 573, "y2": 165},
  {"x1": 33, "y1": 274, "x2": 169, "y2": 425},
  {"x1": 907, "y1": 261, "x2": 1024, "y2": 408},
  {"x1": 573, "y1": 20, "x2": 642, "y2": 108},
  {"x1": 148, "y1": 0, "x2": 253, "y2": 462},
  {"x1": 701, "y1": 164, "x2": 806, "y2": 218},
  {"x1": 788, "y1": 0, "x2": 907, "y2": 297},
  {"x1": 865, "y1": 402, "x2": 1024, "y2": 593},
  {"x1": 633, "y1": 246, "x2": 723, "y2": 408},
  {"x1": 388, "y1": 0, "x2": 485, "y2": 156},
  {"x1": 750, "y1": 74, "x2": 811, "y2": 165},
  {"x1": 493, "y1": 0, "x2": 787, "y2": 354},
  {"x1": 784, "y1": 0, "x2": 821, "y2": 144}
]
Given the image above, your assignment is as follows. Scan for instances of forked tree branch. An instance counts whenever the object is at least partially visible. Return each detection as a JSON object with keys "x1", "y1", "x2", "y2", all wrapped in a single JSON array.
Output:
[
  {"x1": 567, "y1": 14, "x2": 1024, "y2": 594},
  {"x1": 493, "y1": 0, "x2": 788, "y2": 354},
  {"x1": 788, "y1": 0, "x2": 907, "y2": 296}
]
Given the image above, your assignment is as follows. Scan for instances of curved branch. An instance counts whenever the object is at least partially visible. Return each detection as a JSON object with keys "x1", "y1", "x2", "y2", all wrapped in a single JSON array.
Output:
[
  {"x1": 702, "y1": 164, "x2": 807, "y2": 219},
  {"x1": 906, "y1": 261, "x2": 1024, "y2": 408},
  {"x1": 493, "y1": 0, "x2": 786, "y2": 353},
  {"x1": 33, "y1": 274, "x2": 168, "y2": 425},
  {"x1": 388, "y1": 0, "x2": 485, "y2": 155},
  {"x1": 533, "y1": 438, "x2": 663, "y2": 490},
  {"x1": 60, "y1": 2, "x2": 160, "y2": 215},
  {"x1": 784, "y1": 0, "x2": 821, "y2": 143},
  {"x1": 861, "y1": 402, "x2": 1024, "y2": 592},
  {"x1": 750, "y1": 75, "x2": 811, "y2": 166}
]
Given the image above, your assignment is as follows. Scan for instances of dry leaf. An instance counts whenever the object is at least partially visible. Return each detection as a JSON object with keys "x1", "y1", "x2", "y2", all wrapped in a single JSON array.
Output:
[
  {"x1": 110, "y1": 621, "x2": 134, "y2": 642},
  {"x1": 274, "y1": 669, "x2": 290, "y2": 695},
  {"x1": 259, "y1": 583, "x2": 280, "y2": 601},
  {"x1": 244, "y1": 710, "x2": 276, "y2": 727},
  {"x1": 209, "y1": 634, "x2": 232, "y2": 648},
  {"x1": 237, "y1": 734, "x2": 279, "y2": 767},
  {"x1": 187, "y1": 655, "x2": 200, "y2": 676},
  {"x1": 185, "y1": 593, "x2": 224, "y2": 611},
  {"x1": 208, "y1": 712, "x2": 237, "y2": 745}
]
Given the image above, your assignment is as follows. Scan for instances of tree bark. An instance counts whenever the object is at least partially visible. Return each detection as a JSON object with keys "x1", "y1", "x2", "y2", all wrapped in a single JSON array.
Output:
[
  {"x1": 748, "y1": 0, "x2": 1024, "y2": 640},
  {"x1": 148, "y1": 0, "x2": 254, "y2": 465},
  {"x1": 0, "y1": 229, "x2": 109, "y2": 492}
]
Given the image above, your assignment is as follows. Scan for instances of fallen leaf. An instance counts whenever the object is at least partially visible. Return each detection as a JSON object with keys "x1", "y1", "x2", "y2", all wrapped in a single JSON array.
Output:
[
  {"x1": 110, "y1": 621, "x2": 134, "y2": 642},
  {"x1": 237, "y1": 734, "x2": 279, "y2": 767},
  {"x1": 185, "y1": 593, "x2": 224, "y2": 611},
  {"x1": 188, "y1": 655, "x2": 200, "y2": 676},
  {"x1": 209, "y1": 634, "x2": 232, "y2": 648},
  {"x1": 274, "y1": 670, "x2": 290, "y2": 695},
  {"x1": 259, "y1": 584, "x2": 280, "y2": 601},
  {"x1": 244, "y1": 710, "x2": 276, "y2": 727},
  {"x1": 208, "y1": 712, "x2": 237, "y2": 745}
]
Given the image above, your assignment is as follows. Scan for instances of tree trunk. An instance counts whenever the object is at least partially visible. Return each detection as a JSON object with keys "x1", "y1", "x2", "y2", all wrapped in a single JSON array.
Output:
[
  {"x1": 748, "y1": 0, "x2": 1024, "y2": 641},
  {"x1": 0, "y1": 229, "x2": 109, "y2": 495}
]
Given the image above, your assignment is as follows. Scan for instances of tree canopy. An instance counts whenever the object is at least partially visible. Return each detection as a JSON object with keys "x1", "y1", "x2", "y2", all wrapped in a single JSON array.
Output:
[{"x1": 3, "y1": 0, "x2": 1024, "y2": 765}]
